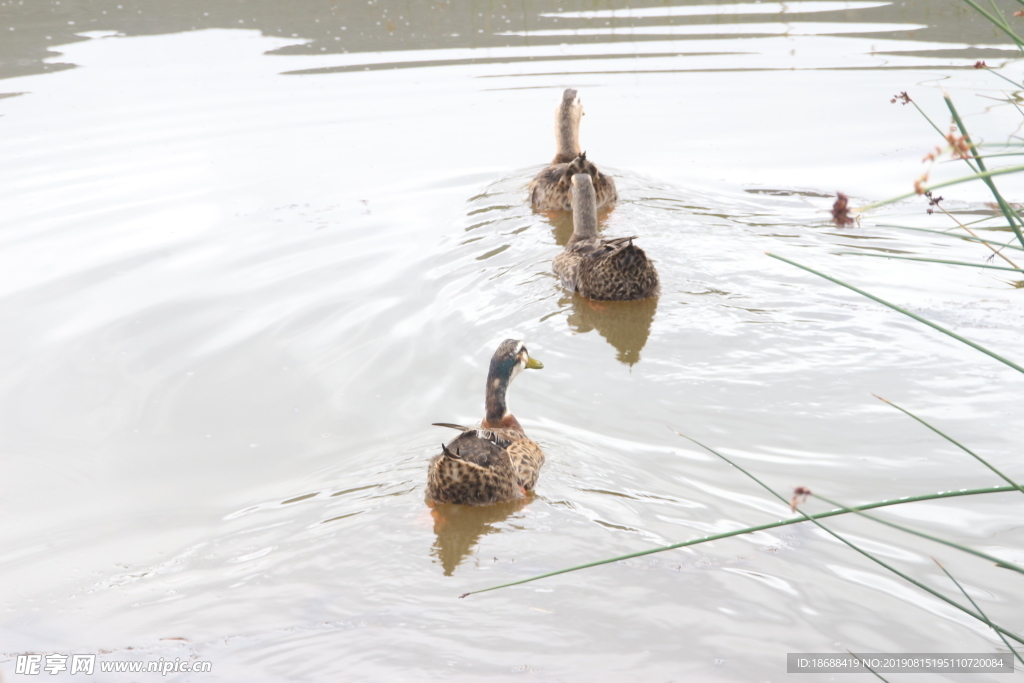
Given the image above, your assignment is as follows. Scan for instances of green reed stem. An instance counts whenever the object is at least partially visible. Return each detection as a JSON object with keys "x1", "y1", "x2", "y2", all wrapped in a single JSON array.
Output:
[
  {"x1": 872, "y1": 225, "x2": 1024, "y2": 252},
  {"x1": 832, "y1": 251, "x2": 1024, "y2": 273},
  {"x1": 971, "y1": 151, "x2": 1024, "y2": 160},
  {"x1": 934, "y1": 559, "x2": 1024, "y2": 666},
  {"x1": 812, "y1": 492, "x2": 1024, "y2": 576},
  {"x1": 901, "y1": 96, "x2": 981, "y2": 177},
  {"x1": 961, "y1": 0, "x2": 1024, "y2": 49},
  {"x1": 873, "y1": 394, "x2": 1024, "y2": 496},
  {"x1": 945, "y1": 95, "x2": 1024, "y2": 250},
  {"x1": 855, "y1": 165, "x2": 1024, "y2": 214},
  {"x1": 460, "y1": 485, "x2": 1017, "y2": 598},
  {"x1": 765, "y1": 253, "x2": 1024, "y2": 375},
  {"x1": 906, "y1": 98, "x2": 952, "y2": 140},
  {"x1": 869, "y1": 222, "x2": 1022, "y2": 271},
  {"x1": 674, "y1": 431, "x2": 1024, "y2": 646},
  {"x1": 987, "y1": 0, "x2": 1012, "y2": 28}
]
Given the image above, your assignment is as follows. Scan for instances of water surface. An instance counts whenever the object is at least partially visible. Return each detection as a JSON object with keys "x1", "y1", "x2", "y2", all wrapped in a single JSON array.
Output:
[{"x1": 2, "y1": 1, "x2": 1023, "y2": 681}]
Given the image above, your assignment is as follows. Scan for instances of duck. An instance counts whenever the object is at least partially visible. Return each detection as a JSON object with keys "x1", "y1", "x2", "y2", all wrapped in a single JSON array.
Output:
[
  {"x1": 529, "y1": 88, "x2": 617, "y2": 212},
  {"x1": 553, "y1": 173, "x2": 659, "y2": 301},
  {"x1": 427, "y1": 339, "x2": 545, "y2": 506}
]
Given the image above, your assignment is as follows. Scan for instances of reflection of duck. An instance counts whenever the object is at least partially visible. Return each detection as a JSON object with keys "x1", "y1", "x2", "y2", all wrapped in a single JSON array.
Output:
[
  {"x1": 530, "y1": 89, "x2": 617, "y2": 212},
  {"x1": 430, "y1": 499, "x2": 525, "y2": 576},
  {"x1": 554, "y1": 174, "x2": 659, "y2": 301},
  {"x1": 564, "y1": 294, "x2": 658, "y2": 365},
  {"x1": 426, "y1": 340, "x2": 545, "y2": 506}
]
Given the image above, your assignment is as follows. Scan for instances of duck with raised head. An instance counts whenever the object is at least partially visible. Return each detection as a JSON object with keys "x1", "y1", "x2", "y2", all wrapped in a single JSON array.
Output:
[
  {"x1": 529, "y1": 88, "x2": 617, "y2": 212},
  {"x1": 553, "y1": 173, "x2": 659, "y2": 301},
  {"x1": 427, "y1": 339, "x2": 545, "y2": 506}
]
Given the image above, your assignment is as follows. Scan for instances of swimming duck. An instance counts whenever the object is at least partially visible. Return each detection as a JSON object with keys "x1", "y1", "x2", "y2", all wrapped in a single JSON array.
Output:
[
  {"x1": 553, "y1": 173, "x2": 659, "y2": 301},
  {"x1": 529, "y1": 88, "x2": 617, "y2": 212},
  {"x1": 427, "y1": 339, "x2": 545, "y2": 506}
]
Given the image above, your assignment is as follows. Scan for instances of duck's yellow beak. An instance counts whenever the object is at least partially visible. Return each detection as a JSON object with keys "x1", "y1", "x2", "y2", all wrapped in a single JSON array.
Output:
[{"x1": 526, "y1": 356, "x2": 544, "y2": 370}]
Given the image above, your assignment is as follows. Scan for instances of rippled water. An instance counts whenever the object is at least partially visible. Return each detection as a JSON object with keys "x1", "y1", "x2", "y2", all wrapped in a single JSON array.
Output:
[{"x1": 2, "y1": 2, "x2": 1023, "y2": 681}]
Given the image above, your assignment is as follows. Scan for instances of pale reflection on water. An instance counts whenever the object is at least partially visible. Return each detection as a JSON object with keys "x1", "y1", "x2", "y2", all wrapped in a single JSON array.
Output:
[
  {"x1": 1, "y1": 1, "x2": 1023, "y2": 681},
  {"x1": 431, "y1": 500, "x2": 528, "y2": 577},
  {"x1": 562, "y1": 294, "x2": 659, "y2": 365}
]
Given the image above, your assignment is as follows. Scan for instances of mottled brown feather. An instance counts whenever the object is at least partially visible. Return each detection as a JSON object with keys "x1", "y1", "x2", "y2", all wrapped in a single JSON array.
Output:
[
  {"x1": 553, "y1": 175, "x2": 659, "y2": 301},
  {"x1": 531, "y1": 153, "x2": 617, "y2": 212},
  {"x1": 426, "y1": 341, "x2": 545, "y2": 506},
  {"x1": 529, "y1": 89, "x2": 617, "y2": 212}
]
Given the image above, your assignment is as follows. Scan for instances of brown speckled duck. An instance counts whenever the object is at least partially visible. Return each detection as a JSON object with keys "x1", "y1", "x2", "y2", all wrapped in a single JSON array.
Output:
[
  {"x1": 553, "y1": 173, "x2": 659, "y2": 301},
  {"x1": 427, "y1": 340, "x2": 545, "y2": 506},
  {"x1": 529, "y1": 88, "x2": 617, "y2": 212}
]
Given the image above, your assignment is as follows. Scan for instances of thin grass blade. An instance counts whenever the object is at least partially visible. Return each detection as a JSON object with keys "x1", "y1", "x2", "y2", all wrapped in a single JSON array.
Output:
[
  {"x1": 813, "y1": 492, "x2": 1024, "y2": 576},
  {"x1": 673, "y1": 430, "x2": 1024, "y2": 645},
  {"x1": 945, "y1": 95, "x2": 1024, "y2": 250},
  {"x1": 766, "y1": 253, "x2": 1024, "y2": 375},
  {"x1": 961, "y1": 0, "x2": 1024, "y2": 49},
  {"x1": 871, "y1": 225, "x2": 1024, "y2": 252},
  {"x1": 855, "y1": 164, "x2": 1024, "y2": 214},
  {"x1": 832, "y1": 251, "x2": 1024, "y2": 273},
  {"x1": 460, "y1": 486, "x2": 1016, "y2": 597},
  {"x1": 934, "y1": 559, "x2": 1024, "y2": 666},
  {"x1": 873, "y1": 394, "x2": 1024, "y2": 495}
]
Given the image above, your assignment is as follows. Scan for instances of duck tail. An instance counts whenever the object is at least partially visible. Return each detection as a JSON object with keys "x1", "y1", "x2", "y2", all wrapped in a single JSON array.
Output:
[
  {"x1": 563, "y1": 151, "x2": 593, "y2": 179},
  {"x1": 441, "y1": 442, "x2": 464, "y2": 461},
  {"x1": 604, "y1": 239, "x2": 659, "y2": 299},
  {"x1": 609, "y1": 240, "x2": 649, "y2": 269}
]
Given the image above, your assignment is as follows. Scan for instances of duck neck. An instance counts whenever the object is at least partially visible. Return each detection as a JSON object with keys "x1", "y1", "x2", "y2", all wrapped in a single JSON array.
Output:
[
  {"x1": 483, "y1": 371, "x2": 522, "y2": 431},
  {"x1": 554, "y1": 106, "x2": 581, "y2": 164},
  {"x1": 570, "y1": 184, "x2": 599, "y2": 242}
]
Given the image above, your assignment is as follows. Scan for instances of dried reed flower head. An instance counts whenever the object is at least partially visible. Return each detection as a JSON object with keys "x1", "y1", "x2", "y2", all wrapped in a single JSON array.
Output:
[
  {"x1": 914, "y1": 173, "x2": 930, "y2": 195},
  {"x1": 945, "y1": 127, "x2": 972, "y2": 160},
  {"x1": 790, "y1": 486, "x2": 812, "y2": 511},
  {"x1": 890, "y1": 91, "x2": 912, "y2": 105},
  {"x1": 974, "y1": 60, "x2": 988, "y2": 69},
  {"x1": 832, "y1": 192, "x2": 854, "y2": 227}
]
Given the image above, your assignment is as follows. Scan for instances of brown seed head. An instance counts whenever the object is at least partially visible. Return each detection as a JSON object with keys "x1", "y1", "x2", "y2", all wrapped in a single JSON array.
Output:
[
  {"x1": 790, "y1": 486, "x2": 812, "y2": 511},
  {"x1": 945, "y1": 128, "x2": 971, "y2": 160},
  {"x1": 914, "y1": 174, "x2": 929, "y2": 195},
  {"x1": 831, "y1": 192, "x2": 854, "y2": 227}
]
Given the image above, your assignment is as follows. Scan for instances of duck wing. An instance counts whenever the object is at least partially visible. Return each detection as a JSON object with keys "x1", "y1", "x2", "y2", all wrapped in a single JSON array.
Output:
[
  {"x1": 433, "y1": 423, "x2": 515, "y2": 466},
  {"x1": 433, "y1": 423, "x2": 514, "y2": 448},
  {"x1": 573, "y1": 236, "x2": 659, "y2": 301}
]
